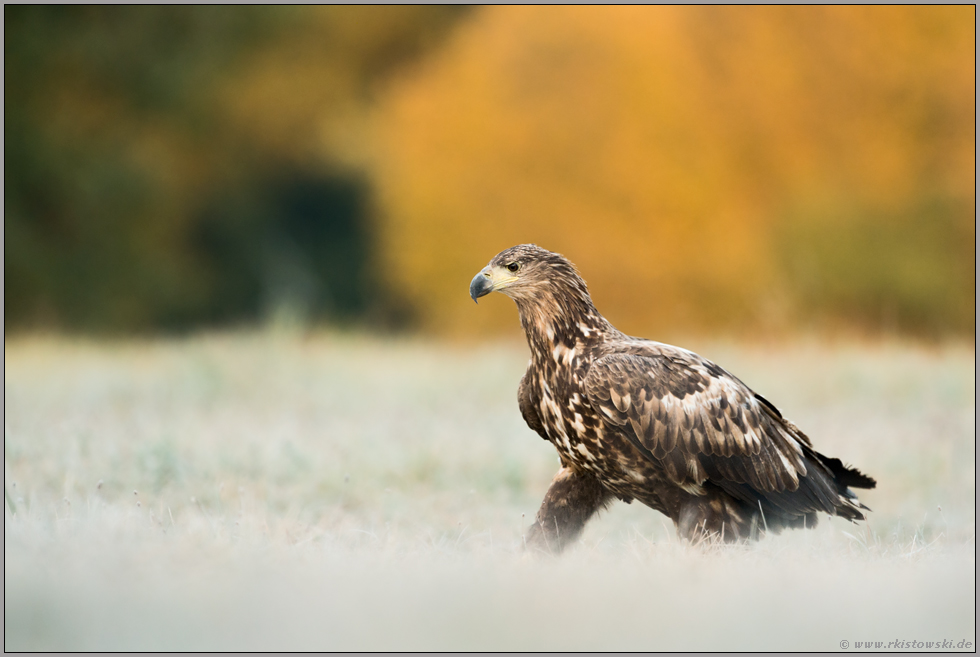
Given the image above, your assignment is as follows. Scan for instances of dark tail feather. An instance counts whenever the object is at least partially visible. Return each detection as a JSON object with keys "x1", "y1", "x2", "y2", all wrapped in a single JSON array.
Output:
[{"x1": 816, "y1": 454, "x2": 876, "y2": 489}]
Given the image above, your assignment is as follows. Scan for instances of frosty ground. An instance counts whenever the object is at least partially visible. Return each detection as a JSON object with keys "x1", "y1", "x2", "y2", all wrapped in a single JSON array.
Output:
[{"x1": 4, "y1": 332, "x2": 975, "y2": 650}]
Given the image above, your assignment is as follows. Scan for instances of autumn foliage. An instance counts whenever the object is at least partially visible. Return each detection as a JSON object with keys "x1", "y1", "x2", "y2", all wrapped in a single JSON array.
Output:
[
  {"x1": 4, "y1": 6, "x2": 974, "y2": 338},
  {"x1": 373, "y1": 6, "x2": 975, "y2": 339}
]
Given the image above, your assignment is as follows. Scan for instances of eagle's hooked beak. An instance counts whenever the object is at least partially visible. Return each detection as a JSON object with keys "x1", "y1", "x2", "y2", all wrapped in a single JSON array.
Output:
[
  {"x1": 469, "y1": 268, "x2": 494, "y2": 303},
  {"x1": 470, "y1": 265, "x2": 520, "y2": 303}
]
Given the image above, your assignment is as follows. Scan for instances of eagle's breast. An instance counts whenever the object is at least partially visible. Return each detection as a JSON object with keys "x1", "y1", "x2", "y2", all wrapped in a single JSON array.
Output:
[{"x1": 531, "y1": 326, "x2": 654, "y2": 491}]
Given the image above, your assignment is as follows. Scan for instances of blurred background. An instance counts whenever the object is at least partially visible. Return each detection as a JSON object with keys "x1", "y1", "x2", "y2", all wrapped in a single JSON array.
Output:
[
  {"x1": 5, "y1": 8, "x2": 976, "y2": 650},
  {"x1": 5, "y1": 5, "x2": 975, "y2": 340}
]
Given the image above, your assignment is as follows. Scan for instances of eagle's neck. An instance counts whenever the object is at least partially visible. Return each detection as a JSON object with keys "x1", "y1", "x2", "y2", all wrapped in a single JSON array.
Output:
[{"x1": 514, "y1": 284, "x2": 612, "y2": 368}]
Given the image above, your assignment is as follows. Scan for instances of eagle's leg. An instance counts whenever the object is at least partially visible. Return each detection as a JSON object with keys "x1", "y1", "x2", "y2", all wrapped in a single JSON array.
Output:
[
  {"x1": 675, "y1": 493, "x2": 754, "y2": 543},
  {"x1": 524, "y1": 466, "x2": 612, "y2": 555}
]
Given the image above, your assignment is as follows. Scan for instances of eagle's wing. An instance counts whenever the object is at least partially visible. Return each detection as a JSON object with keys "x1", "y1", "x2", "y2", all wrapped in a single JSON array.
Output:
[
  {"x1": 583, "y1": 347, "x2": 856, "y2": 515},
  {"x1": 518, "y1": 369, "x2": 549, "y2": 441}
]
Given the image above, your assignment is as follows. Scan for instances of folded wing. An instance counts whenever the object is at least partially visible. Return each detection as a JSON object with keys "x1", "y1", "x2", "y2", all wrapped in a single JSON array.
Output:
[{"x1": 584, "y1": 347, "x2": 873, "y2": 519}]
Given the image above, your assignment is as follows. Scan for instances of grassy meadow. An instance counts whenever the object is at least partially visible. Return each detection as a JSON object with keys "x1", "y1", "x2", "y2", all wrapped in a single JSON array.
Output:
[{"x1": 4, "y1": 331, "x2": 976, "y2": 650}]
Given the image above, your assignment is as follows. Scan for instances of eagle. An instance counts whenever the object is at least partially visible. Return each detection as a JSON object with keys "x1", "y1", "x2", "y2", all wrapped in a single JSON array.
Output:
[{"x1": 469, "y1": 244, "x2": 876, "y2": 553}]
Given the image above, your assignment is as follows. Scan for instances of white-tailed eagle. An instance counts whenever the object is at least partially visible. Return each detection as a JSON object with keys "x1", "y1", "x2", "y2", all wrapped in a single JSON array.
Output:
[{"x1": 470, "y1": 244, "x2": 876, "y2": 553}]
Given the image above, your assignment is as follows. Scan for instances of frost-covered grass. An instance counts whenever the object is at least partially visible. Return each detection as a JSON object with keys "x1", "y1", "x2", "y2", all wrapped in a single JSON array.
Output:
[{"x1": 4, "y1": 331, "x2": 976, "y2": 650}]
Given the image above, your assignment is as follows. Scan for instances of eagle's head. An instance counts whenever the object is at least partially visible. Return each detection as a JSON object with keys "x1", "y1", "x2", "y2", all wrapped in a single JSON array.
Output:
[{"x1": 469, "y1": 244, "x2": 585, "y2": 303}]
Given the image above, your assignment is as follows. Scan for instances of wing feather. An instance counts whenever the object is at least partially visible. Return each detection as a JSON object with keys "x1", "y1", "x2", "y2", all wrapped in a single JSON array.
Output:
[
  {"x1": 518, "y1": 370, "x2": 549, "y2": 442},
  {"x1": 584, "y1": 349, "x2": 810, "y2": 494}
]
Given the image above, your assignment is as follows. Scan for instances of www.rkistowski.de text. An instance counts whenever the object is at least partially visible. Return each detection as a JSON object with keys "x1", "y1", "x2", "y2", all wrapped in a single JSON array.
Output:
[{"x1": 841, "y1": 639, "x2": 973, "y2": 650}]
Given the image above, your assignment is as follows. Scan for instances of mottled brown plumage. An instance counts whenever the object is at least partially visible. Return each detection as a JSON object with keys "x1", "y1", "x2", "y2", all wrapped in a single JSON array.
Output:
[{"x1": 470, "y1": 244, "x2": 876, "y2": 553}]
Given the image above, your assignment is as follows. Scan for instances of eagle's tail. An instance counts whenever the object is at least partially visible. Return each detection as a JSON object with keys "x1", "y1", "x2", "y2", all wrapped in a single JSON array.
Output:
[
  {"x1": 760, "y1": 449, "x2": 876, "y2": 525},
  {"x1": 804, "y1": 450, "x2": 876, "y2": 522},
  {"x1": 815, "y1": 453, "x2": 877, "y2": 489}
]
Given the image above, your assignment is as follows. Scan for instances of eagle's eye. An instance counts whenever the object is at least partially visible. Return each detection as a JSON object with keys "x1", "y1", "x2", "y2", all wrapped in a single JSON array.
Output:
[{"x1": 506, "y1": 262, "x2": 520, "y2": 273}]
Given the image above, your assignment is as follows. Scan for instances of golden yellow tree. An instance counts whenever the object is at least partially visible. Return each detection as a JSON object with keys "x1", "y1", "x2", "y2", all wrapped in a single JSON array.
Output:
[{"x1": 372, "y1": 6, "x2": 974, "y2": 338}]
